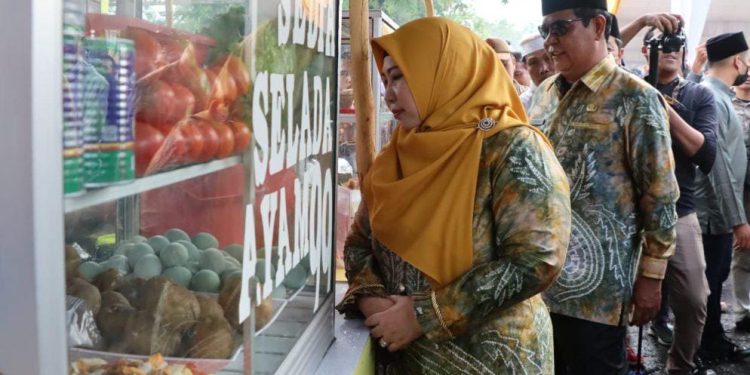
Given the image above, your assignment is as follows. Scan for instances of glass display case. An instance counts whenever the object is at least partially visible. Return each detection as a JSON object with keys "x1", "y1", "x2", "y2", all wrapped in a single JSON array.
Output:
[
  {"x1": 335, "y1": 10, "x2": 397, "y2": 280},
  {"x1": 0, "y1": 0, "x2": 339, "y2": 374}
]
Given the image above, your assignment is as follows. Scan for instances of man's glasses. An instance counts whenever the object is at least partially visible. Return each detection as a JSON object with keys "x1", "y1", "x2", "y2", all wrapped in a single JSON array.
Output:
[{"x1": 538, "y1": 18, "x2": 586, "y2": 39}]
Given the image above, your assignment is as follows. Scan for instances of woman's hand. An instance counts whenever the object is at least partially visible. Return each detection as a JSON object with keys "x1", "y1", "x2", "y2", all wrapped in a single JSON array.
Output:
[
  {"x1": 357, "y1": 296, "x2": 394, "y2": 318},
  {"x1": 364, "y1": 295, "x2": 423, "y2": 352}
]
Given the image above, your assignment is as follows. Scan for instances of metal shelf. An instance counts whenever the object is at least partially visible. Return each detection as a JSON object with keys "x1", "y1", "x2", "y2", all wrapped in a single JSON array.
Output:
[{"x1": 64, "y1": 156, "x2": 243, "y2": 213}]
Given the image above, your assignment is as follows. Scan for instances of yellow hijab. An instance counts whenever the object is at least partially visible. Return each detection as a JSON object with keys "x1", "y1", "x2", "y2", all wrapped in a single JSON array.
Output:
[{"x1": 363, "y1": 17, "x2": 549, "y2": 288}]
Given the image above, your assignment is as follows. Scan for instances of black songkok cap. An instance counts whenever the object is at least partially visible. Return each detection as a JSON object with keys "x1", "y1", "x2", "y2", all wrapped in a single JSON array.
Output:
[
  {"x1": 706, "y1": 32, "x2": 748, "y2": 62},
  {"x1": 610, "y1": 15, "x2": 621, "y2": 40},
  {"x1": 542, "y1": 0, "x2": 608, "y2": 16}
]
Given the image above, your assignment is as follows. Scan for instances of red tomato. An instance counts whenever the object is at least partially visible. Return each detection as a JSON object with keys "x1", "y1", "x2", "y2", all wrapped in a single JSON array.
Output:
[
  {"x1": 197, "y1": 122, "x2": 220, "y2": 161},
  {"x1": 169, "y1": 83, "x2": 196, "y2": 124},
  {"x1": 228, "y1": 56, "x2": 251, "y2": 95},
  {"x1": 214, "y1": 122, "x2": 235, "y2": 159},
  {"x1": 134, "y1": 121, "x2": 165, "y2": 177},
  {"x1": 211, "y1": 65, "x2": 238, "y2": 104},
  {"x1": 137, "y1": 80, "x2": 176, "y2": 126},
  {"x1": 123, "y1": 27, "x2": 162, "y2": 78},
  {"x1": 180, "y1": 119, "x2": 205, "y2": 163},
  {"x1": 146, "y1": 123, "x2": 188, "y2": 174},
  {"x1": 228, "y1": 121, "x2": 251, "y2": 154}
]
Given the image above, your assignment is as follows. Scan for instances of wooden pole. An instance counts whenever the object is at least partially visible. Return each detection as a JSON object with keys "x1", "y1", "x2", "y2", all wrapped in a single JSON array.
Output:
[
  {"x1": 350, "y1": 0, "x2": 376, "y2": 182},
  {"x1": 424, "y1": 0, "x2": 435, "y2": 17}
]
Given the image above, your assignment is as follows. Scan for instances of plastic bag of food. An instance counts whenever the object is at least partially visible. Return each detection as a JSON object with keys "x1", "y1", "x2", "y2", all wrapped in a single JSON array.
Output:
[{"x1": 67, "y1": 295, "x2": 106, "y2": 350}]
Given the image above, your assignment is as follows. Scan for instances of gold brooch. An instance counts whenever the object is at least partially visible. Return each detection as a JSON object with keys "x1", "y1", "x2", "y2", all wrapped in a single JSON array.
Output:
[{"x1": 477, "y1": 117, "x2": 496, "y2": 131}]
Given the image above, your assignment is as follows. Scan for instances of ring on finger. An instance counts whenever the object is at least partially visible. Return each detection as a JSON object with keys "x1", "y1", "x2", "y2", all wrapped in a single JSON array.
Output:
[{"x1": 379, "y1": 338, "x2": 388, "y2": 348}]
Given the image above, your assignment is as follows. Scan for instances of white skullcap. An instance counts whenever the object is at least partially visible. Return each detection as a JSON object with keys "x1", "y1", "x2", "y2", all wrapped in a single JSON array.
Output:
[{"x1": 520, "y1": 34, "x2": 545, "y2": 58}]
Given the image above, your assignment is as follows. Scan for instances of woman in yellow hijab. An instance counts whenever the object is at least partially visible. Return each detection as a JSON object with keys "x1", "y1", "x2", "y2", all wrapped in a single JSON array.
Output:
[{"x1": 336, "y1": 17, "x2": 571, "y2": 373}]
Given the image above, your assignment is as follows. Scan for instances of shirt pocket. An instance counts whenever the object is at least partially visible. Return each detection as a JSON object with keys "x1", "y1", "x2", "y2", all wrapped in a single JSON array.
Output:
[{"x1": 569, "y1": 111, "x2": 616, "y2": 132}]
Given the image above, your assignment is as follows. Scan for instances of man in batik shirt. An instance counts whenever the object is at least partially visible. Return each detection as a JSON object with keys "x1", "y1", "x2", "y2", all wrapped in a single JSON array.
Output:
[
  {"x1": 528, "y1": 0, "x2": 679, "y2": 373},
  {"x1": 734, "y1": 75, "x2": 750, "y2": 335}
]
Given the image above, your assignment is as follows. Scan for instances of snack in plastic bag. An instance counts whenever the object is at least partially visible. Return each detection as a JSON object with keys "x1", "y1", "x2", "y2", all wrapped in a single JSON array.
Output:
[{"x1": 67, "y1": 295, "x2": 106, "y2": 350}]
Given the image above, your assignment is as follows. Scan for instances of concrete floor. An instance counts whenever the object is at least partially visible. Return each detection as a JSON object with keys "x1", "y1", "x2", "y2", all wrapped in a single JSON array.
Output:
[{"x1": 627, "y1": 277, "x2": 750, "y2": 374}]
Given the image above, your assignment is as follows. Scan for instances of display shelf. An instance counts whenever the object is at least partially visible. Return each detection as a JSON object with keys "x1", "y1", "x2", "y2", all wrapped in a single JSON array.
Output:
[{"x1": 64, "y1": 156, "x2": 242, "y2": 213}]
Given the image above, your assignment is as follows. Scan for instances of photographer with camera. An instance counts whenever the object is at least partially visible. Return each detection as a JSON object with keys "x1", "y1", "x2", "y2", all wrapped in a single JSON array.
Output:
[
  {"x1": 641, "y1": 25, "x2": 718, "y2": 375},
  {"x1": 694, "y1": 31, "x2": 750, "y2": 365}
]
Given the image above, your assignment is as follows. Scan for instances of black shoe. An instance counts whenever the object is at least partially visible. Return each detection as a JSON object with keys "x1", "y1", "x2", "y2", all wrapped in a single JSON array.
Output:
[
  {"x1": 691, "y1": 355, "x2": 716, "y2": 375},
  {"x1": 736, "y1": 316, "x2": 750, "y2": 333},
  {"x1": 718, "y1": 335, "x2": 750, "y2": 361},
  {"x1": 649, "y1": 321, "x2": 674, "y2": 346},
  {"x1": 701, "y1": 335, "x2": 750, "y2": 362}
]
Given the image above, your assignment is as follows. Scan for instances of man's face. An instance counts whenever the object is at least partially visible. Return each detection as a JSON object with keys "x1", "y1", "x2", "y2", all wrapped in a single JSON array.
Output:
[
  {"x1": 607, "y1": 37, "x2": 623, "y2": 64},
  {"x1": 542, "y1": 9, "x2": 603, "y2": 80},
  {"x1": 514, "y1": 59, "x2": 532, "y2": 86},
  {"x1": 648, "y1": 31, "x2": 684, "y2": 77},
  {"x1": 525, "y1": 49, "x2": 554, "y2": 86}
]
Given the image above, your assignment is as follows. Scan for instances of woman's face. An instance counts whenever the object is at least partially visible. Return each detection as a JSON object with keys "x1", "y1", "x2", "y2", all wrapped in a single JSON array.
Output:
[{"x1": 381, "y1": 56, "x2": 420, "y2": 129}]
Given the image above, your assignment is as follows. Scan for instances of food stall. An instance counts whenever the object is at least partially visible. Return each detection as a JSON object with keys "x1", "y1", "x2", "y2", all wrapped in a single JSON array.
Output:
[{"x1": 0, "y1": 0, "x2": 339, "y2": 373}]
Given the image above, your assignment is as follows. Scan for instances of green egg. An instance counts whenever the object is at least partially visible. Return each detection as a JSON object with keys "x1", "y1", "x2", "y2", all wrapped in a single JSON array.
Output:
[
  {"x1": 126, "y1": 242, "x2": 154, "y2": 268},
  {"x1": 190, "y1": 270, "x2": 221, "y2": 293},
  {"x1": 79, "y1": 261, "x2": 104, "y2": 281},
  {"x1": 255, "y1": 259, "x2": 276, "y2": 284},
  {"x1": 191, "y1": 232, "x2": 219, "y2": 250},
  {"x1": 177, "y1": 240, "x2": 201, "y2": 262},
  {"x1": 147, "y1": 235, "x2": 170, "y2": 254},
  {"x1": 133, "y1": 254, "x2": 162, "y2": 279},
  {"x1": 199, "y1": 248, "x2": 226, "y2": 274},
  {"x1": 162, "y1": 266, "x2": 193, "y2": 287},
  {"x1": 114, "y1": 242, "x2": 135, "y2": 256},
  {"x1": 132, "y1": 235, "x2": 148, "y2": 243},
  {"x1": 164, "y1": 228, "x2": 190, "y2": 243},
  {"x1": 224, "y1": 257, "x2": 241, "y2": 271},
  {"x1": 224, "y1": 244, "x2": 243, "y2": 262},
  {"x1": 159, "y1": 243, "x2": 189, "y2": 268},
  {"x1": 102, "y1": 255, "x2": 129, "y2": 274}
]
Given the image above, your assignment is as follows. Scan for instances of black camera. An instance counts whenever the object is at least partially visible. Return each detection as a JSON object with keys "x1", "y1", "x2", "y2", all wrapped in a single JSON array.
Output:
[
  {"x1": 645, "y1": 26, "x2": 687, "y2": 86},
  {"x1": 647, "y1": 27, "x2": 687, "y2": 54}
]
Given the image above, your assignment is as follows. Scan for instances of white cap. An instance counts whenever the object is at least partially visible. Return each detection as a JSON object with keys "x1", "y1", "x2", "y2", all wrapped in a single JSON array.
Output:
[{"x1": 520, "y1": 34, "x2": 545, "y2": 58}]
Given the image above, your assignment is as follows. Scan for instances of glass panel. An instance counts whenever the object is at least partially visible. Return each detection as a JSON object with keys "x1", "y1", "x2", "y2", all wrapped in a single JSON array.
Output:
[
  {"x1": 63, "y1": 0, "x2": 253, "y2": 372},
  {"x1": 248, "y1": 0, "x2": 338, "y2": 373}
]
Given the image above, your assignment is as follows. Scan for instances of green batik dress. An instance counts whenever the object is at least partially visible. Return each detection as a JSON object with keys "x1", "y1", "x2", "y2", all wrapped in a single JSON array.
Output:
[{"x1": 336, "y1": 126, "x2": 572, "y2": 374}]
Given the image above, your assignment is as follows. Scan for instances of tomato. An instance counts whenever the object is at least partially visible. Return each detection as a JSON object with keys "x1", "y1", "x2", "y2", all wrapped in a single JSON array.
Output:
[
  {"x1": 216, "y1": 55, "x2": 251, "y2": 96},
  {"x1": 123, "y1": 27, "x2": 162, "y2": 78},
  {"x1": 169, "y1": 83, "x2": 196, "y2": 124},
  {"x1": 214, "y1": 122, "x2": 235, "y2": 159},
  {"x1": 179, "y1": 118, "x2": 205, "y2": 163},
  {"x1": 134, "y1": 121, "x2": 165, "y2": 177},
  {"x1": 211, "y1": 65, "x2": 238, "y2": 104},
  {"x1": 228, "y1": 121, "x2": 251, "y2": 154},
  {"x1": 147, "y1": 123, "x2": 188, "y2": 174},
  {"x1": 137, "y1": 80, "x2": 177, "y2": 126},
  {"x1": 197, "y1": 122, "x2": 220, "y2": 161}
]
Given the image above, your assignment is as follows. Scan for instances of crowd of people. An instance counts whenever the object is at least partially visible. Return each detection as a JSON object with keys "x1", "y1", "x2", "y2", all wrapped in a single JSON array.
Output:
[{"x1": 336, "y1": 0, "x2": 750, "y2": 374}]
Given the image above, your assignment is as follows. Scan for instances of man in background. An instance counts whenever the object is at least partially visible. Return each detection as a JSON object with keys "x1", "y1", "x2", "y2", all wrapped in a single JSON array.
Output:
[
  {"x1": 519, "y1": 33, "x2": 554, "y2": 110},
  {"x1": 694, "y1": 31, "x2": 750, "y2": 364},
  {"x1": 642, "y1": 26, "x2": 718, "y2": 375},
  {"x1": 733, "y1": 75, "x2": 750, "y2": 334},
  {"x1": 486, "y1": 37, "x2": 528, "y2": 94}
]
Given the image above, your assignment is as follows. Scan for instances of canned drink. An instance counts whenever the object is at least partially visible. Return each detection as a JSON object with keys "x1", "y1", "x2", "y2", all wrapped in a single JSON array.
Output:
[
  {"x1": 82, "y1": 146, "x2": 135, "y2": 186},
  {"x1": 82, "y1": 37, "x2": 136, "y2": 186},
  {"x1": 63, "y1": 148, "x2": 84, "y2": 195}
]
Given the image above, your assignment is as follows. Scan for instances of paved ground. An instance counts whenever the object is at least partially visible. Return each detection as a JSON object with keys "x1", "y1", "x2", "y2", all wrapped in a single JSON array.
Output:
[{"x1": 627, "y1": 277, "x2": 750, "y2": 374}]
